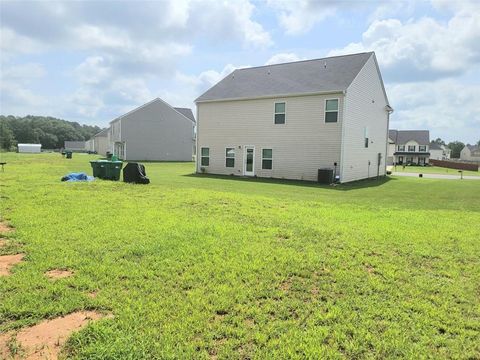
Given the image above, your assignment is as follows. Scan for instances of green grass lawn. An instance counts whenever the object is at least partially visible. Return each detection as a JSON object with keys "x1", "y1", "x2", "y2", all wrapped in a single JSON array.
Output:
[
  {"x1": 392, "y1": 165, "x2": 480, "y2": 177},
  {"x1": 1, "y1": 152, "x2": 479, "y2": 359}
]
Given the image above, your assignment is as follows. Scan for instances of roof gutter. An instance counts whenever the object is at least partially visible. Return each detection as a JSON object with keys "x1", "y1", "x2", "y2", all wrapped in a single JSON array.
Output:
[{"x1": 195, "y1": 90, "x2": 345, "y2": 104}]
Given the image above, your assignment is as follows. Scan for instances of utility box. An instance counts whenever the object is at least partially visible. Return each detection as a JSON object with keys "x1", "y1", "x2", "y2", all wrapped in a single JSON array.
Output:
[{"x1": 318, "y1": 168, "x2": 334, "y2": 184}]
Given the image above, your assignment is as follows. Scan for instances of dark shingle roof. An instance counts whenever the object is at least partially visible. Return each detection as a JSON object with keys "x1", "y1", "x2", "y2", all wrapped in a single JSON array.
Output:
[
  {"x1": 466, "y1": 144, "x2": 479, "y2": 152},
  {"x1": 94, "y1": 128, "x2": 109, "y2": 137},
  {"x1": 173, "y1": 107, "x2": 195, "y2": 123},
  {"x1": 429, "y1": 143, "x2": 443, "y2": 150},
  {"x1": 196, "y1": 52, "x2": 374, "y2": 102},
  {"x1": 388, "y1": 130, "x2": 430, "y2": 145}
]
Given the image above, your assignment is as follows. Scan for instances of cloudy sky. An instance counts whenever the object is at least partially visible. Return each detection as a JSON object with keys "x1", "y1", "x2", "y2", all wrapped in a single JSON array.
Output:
[{"x1": 1, "y1": 0, "x2": 479, "y2": 142}]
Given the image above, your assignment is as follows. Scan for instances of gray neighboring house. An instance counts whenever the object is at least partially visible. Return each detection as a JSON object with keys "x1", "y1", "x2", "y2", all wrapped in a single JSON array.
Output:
[
  {"x1": 195, "y1": 52, "x2": 393, "y2": 183},
  {"x1": 91, "y1": 128, "x2": 109, "y2": 156},
  {"x1": 388, "y1": 130, "x2": 430, "y2": 165},
  {"x1": 109, "y1": 98, "x2": 195, "y2": 161},
  {"x1": 429, "y1": 143, "x2": 451, "y2": 160},
  {"x1": 64, "y1": 141, "x2": 86, "y2": 151},
  {"x1": 460, "y1": 144, "x2": 480, "y2": 162}
]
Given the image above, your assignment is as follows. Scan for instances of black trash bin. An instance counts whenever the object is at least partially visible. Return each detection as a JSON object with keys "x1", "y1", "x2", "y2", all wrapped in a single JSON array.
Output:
[
  {"x1": 65, "y1": 151, "x2": 73, "y2": 159},
  {"x1": 123, "y1": 162, "x2": 150, "y2": 184}
]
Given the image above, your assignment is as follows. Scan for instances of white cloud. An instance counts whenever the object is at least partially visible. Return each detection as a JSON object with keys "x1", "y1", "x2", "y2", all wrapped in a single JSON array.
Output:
[
  {"x1": 265, "y1": 53, "x2": 302, "y2": 65},
  {"x1": 266, "y1": 0, "x2": 337, "y2": 35},
  {"x1": 388, "y1": 79, "x2": 480, "y2": 142},
  {"x1": 329, "y1": 2, "x2": 480, "y2": 82}
]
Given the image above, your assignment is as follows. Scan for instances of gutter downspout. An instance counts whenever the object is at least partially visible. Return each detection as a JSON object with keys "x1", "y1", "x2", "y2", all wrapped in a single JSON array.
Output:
[
  {"x1": 339, "y1": 90, "x2": 347, "y2": 183},
  {"x1": 385, "y1": 105, "x2": 394, "y2": 174}
]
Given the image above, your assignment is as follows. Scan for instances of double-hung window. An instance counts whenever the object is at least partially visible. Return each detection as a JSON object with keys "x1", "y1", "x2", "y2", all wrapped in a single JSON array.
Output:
[
  {"x1": 274, "y1": 102, "x2": 286, "y2": 124},
  {"x1": 408, "y1": 145, "x2": 416, "y2": 152},
  {"x1": 262, "y1": 149, "x2": 273, "y2": 170},
  {"x1": 398, "y1": 145, "x2": 405, "y2": 151},
  {"x1": 225, "y1": 148, "x2": 235, "y2": 168},
  {"x1": 201, "y1": 147, "x2": 209, "y2": 166},
  {"x1": 325, "y1": 99, "x2": 339, "y2": 123},
  {"x1": 419, "y1": 145, "x2": 426, "y2": 152}
]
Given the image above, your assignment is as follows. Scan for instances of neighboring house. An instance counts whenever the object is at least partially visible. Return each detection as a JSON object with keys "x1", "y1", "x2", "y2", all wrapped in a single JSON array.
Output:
[
  {"x1": 195, "y1": 52, "x2": 393, "y2": 183},
  {"x1": 18, "y1": 143, "x2": 41, "y2": 153},
  {"x1": 429, "y1": 143, "x2": 451, "y2": 160},
  {"x1": 92, "y1": 128, "x2": 109, "y2": 156},
  {"x1": 64, "y1": 141, "x2": 86, "y2": 151},
  {"x1": 388, "y1": 130, "x2": 430, "y2": 165},
  {"x1": 460, "y1": 144, "x2": 480, "y2": 162},
  {"x1": 109, "y1": 98, "x2": 195, "y2": 161}
]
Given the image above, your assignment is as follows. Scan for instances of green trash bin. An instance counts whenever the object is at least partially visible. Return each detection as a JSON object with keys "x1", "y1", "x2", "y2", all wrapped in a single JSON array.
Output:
[
  {"x1": 104, "y1": 161, "x2": 123, "y2": 181},
  {"x1": 66, "y1": 151, "x2": 72, "y2": 159},
  {"x1": 90, "y1": 160, "x2": 107, "y2": 179}
]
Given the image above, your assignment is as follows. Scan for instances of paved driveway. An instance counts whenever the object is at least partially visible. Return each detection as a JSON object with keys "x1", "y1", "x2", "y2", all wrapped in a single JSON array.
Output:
[{"x1": 392, "y1": 172, "x2": 480, "y2": 180}]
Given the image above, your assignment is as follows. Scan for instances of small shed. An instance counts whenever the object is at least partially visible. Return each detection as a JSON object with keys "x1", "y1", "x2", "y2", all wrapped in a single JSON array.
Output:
[{"x1": 18, "y1": 143, "x2": 42, "y2": 153}]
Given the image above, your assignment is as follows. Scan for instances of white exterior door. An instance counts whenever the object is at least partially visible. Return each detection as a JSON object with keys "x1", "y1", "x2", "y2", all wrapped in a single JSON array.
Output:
[{"x1": 244, "y1": 146, "x2": 255, "y2": 176}]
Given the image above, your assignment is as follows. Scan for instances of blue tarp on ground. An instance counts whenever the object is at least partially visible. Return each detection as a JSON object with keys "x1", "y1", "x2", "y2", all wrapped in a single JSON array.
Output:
[{"x1": 61, "y1": 172, "x2": 95, "y2": 182}]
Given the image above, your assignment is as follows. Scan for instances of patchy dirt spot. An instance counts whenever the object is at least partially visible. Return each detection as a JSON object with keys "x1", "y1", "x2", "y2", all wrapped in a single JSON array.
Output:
[
  {"x1": 86, "y1": 291, "x2": 98, "y2": 299},
  {"x1": 280, "y1": 278, "x2": 292, "y2": 292},
  {"x1": 0, "y1": 332, "x2": 13, "y2": 359},
  {"x1": 364, "y1": 263, "x2": 376, "y2": 274},
  {"x1": 0, "y1": 238, "x2": 7, "y2": 248},
  {"x1": 0, "y1": 222, "x2": 13, "y2": 234},
  {"x1": 1, "y1": 311, "x2": 109, "y2": 360},
  {"x1": 45, "y1": 269, "x2": 74, "y2": 279},
  {"x1": 0, "y1": 253, "x2": 25, "y2": 276}
]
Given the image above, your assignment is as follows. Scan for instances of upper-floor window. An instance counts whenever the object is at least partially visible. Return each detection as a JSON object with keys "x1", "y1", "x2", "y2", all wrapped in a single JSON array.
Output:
[
  {"x1": 408, "y1": 145, "x2": 416, "y2": 152},
  {"x1": 398, "y1": 145, "x2": 405, "y2": 151},
  {"x1": 325, "y1": 99, "x2": 339, "y2": 123},
  {"x1": 274, "y1": 102, "x2": 286, "y2": 124},
  {"x1": 364, "y1": 127, "x2": 369, "y2": 148},
  {"x1": 225, "y1": 148, "x2": 235, "y2": 168},
  {"x1": 201, "y1": 147, "x2": 209, "y2": 166},
  {"x1": 419, "y1": 145, "x2": 426, "y2": 152}
]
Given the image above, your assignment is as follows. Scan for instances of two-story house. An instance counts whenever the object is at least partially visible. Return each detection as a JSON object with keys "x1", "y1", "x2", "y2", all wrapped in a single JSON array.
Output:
[
  {"x1": 108, "y1": 98, "x2": 195, "y2": 161},
  {"x1": 429, "y1": 143, "x2": 451, "y2": 160},
  {"x1": 195, "y1": 52, "x2": 393, "y2": 183},
  {"x1": 460, "y1": 144, "x2": 480, "y2": 162},
  {"x1": 388, "y1": 130, "x2": 430, "y2": 165}
]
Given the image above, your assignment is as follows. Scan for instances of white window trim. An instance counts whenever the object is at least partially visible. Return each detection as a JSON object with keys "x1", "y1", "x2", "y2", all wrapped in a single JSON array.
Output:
[
  {"x1": 324, "y1": 98, "x2": 339, "y2": 123},
  {"x1": 261, "y1": 147, "x2": 273, "y2": 170},
  {"x1": 200, "y1": 147, "x2": 210, "y2": 167},
  {"x1": 225, "y1": 146, "x2": 235, "y2": 168},
  {"x1": 408, "y1": 145, "x2": 416, "y2": 152},
  {"x1": 419, "y1": 145, "x2": 427, "y2": 152},
  {"x1": 398, "y1": 145, "x2": 405, "y2": 151},
  {"x1": 273, "y1": 101, "x2": 286, "y2": 125}
]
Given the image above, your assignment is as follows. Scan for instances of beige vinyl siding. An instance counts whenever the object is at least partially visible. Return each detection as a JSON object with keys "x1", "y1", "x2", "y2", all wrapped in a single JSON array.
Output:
[
  {"x1": 121, "y1": 100, "x2": 194, "y2": 161},
  {"x1": 341, "y1": 55, "x2": 389, "y2": 182},
  {"x1": 94, "y1": 135, "x2": 109, "y2": 156},
  {"x1": 197, "y1": 94, "x2": 343, "y2": 181}
]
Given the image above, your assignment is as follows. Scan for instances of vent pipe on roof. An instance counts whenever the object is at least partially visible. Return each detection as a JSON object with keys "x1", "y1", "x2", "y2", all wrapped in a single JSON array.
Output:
[
  {"x1": 324, "y1": 61, "x2": 327, "y2": 69},
  {"x1": 267, "y1": 69, "x2": 271, "y2": 75}
]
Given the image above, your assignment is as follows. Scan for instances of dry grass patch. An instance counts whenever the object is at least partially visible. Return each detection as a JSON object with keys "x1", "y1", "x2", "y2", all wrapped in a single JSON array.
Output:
[
  {"x1": 0, "y1": 253, "x2": 24, "y2": 276},
  {"x1": 0, "y1": 221, "x2": 13, "y2": 234},
  {"x1": 0, "y1": 311, "x2": 109, "y2": 360},
  {"x1": 44, "y1": 269, "x2": 74, "y2": 279},
  {"x1": 0, "y1": 238, "x2": 7, "y2": 248}
]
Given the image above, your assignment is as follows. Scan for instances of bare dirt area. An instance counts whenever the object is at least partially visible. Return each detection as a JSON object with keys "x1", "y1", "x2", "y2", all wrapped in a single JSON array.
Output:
[
  {"x1": 86, "y1": 291, "x2": 98, "y2": 299},
  {"x1": 0, "y1": 253, "x2": 25, "y2": 276},
  {"x1": 0, "y1": 238, "x2": 7, "y2": 248},
  {"x1": 44, "y1": 269, "x2": 74, "y2": 279},
  {"x1": 0, "y1": 222, "x2": 13, "y2": 233},
  {"x1": 0, "y1": 311, "x2": 110, "y2": 360}
]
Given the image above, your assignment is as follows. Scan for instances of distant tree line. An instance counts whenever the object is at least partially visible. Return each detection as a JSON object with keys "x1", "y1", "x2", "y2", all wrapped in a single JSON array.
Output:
[{"x1": 0, "y1": 115, "x2": 102, "y2": 150}]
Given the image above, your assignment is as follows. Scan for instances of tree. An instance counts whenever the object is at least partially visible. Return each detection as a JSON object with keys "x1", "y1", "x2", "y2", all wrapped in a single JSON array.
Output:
[
  {"x1": 430, "y1": 138, "x2": 445, "y2": 145},
  {"x1": 477, "y1": 139, "x2": 480, "y2": 147},
  {"x1": 0, "y1": 115, "x2": 103, "y2": 150},
  {"x1": 0, "y1": 119, "x2": 15, "y2": 150},
  {"x1": 447, "y1": 141, "x2": 465, "y2": 159}
]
